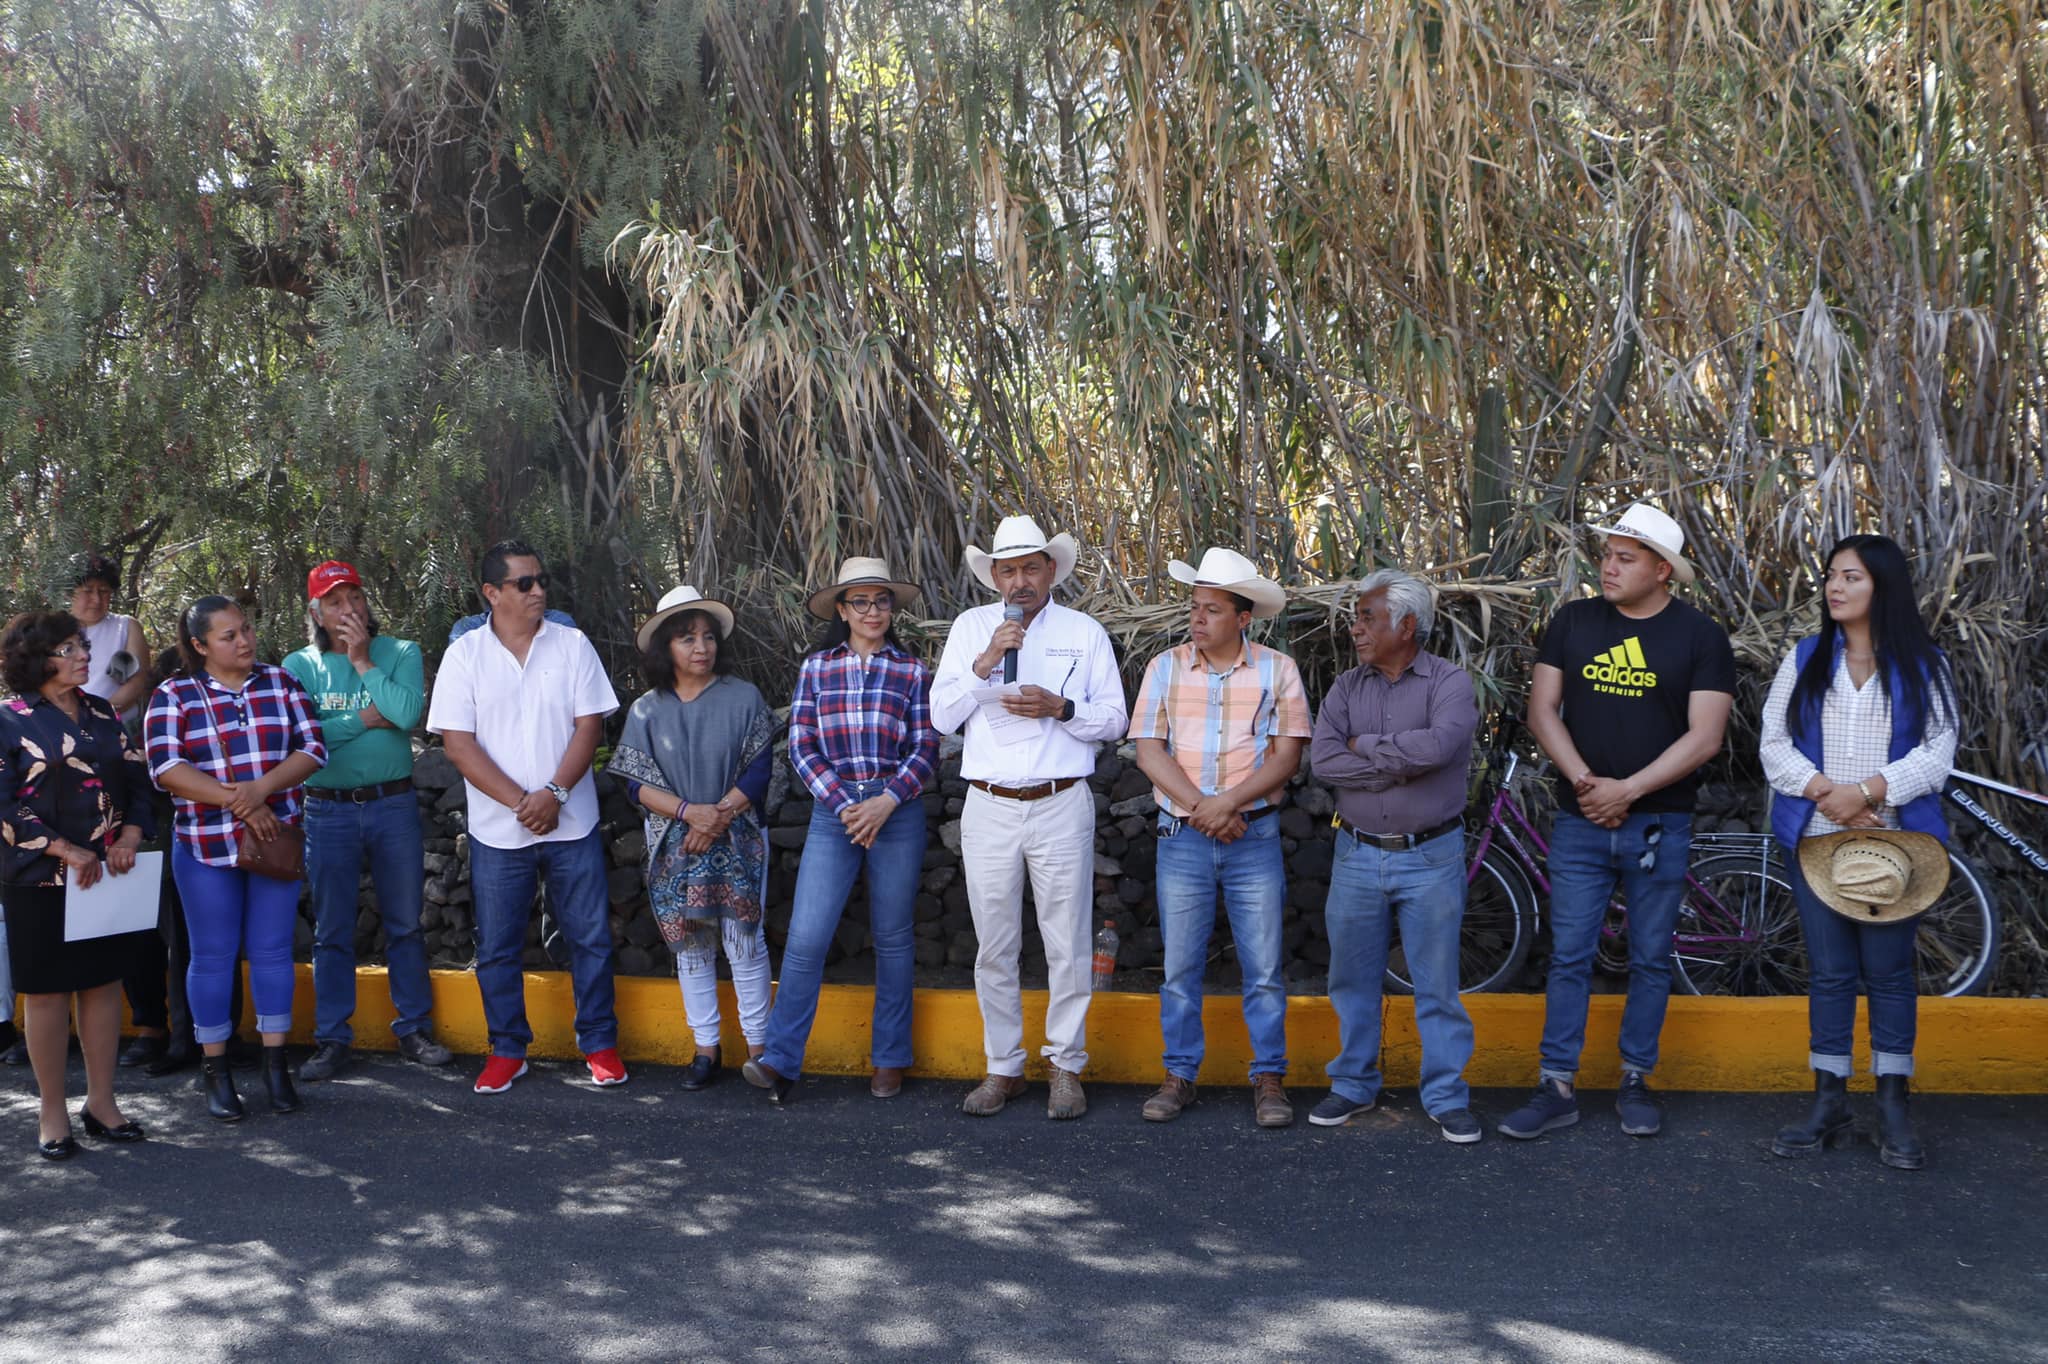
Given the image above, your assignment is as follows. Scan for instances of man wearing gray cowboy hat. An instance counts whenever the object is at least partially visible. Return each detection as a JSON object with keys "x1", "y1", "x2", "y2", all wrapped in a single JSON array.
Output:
[
  {"x1": 931, "y1": 515, "x2": 1128, "y2": 1119},
  {"x1": 1127, "y1": 548, "x2": 1312, "y2": 1128},
  {"x1": 1502, "y1": 500, "x2": 1736, "y2": 1142}
]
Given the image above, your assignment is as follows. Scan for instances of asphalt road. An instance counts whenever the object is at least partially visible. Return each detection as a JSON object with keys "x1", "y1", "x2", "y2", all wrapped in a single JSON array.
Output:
[{"x1": 1, "y1": 1053, "x2": 2044, "y2": 1363}]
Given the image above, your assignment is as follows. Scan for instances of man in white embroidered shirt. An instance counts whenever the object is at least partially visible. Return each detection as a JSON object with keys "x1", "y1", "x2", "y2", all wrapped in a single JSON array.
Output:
[
  {"x1": 931, "y1": 515, "x2": 1128, "y2": 1120},
  {"x1": 426, "y1": 539, "x2": 625, "y2": 1096}
]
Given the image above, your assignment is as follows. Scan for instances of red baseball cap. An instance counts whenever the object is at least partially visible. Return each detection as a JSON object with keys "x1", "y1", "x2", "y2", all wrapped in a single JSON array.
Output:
[{"x1": 307, "y1": 560, "x2": 363, "y2": 599}]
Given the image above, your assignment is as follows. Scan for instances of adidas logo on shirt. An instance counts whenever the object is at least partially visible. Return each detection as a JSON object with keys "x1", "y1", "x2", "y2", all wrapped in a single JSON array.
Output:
[{"x1": 1582, "y1": 636, "x2": 1658, "y2": 695}]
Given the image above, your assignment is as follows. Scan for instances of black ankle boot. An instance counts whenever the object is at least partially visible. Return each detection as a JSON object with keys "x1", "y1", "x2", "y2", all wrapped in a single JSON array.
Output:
[
  {"x1": 1874, "y1": 1074, "x2": 1925, "y2": 1170},
  {"x1": 263, "y1": 1046, "x2": 300, "y2": 1114},
  {"x1": 203, "y1": 1057, "x2": 245, "y2": 1123},
  {"x1": 1771, "y1": 1070, "x2": 1854, "y2": 1157}
]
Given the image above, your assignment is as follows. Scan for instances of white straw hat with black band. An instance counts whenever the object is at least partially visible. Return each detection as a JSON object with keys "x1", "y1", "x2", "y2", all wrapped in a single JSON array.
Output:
[
  {"x1": 963, "y1": 515, "x2": 1079, "y2": 593},
  {"x1": 1587, "y1": 502, "x2": 1695, "y2": 585},
  {"x1": 637, "y1": 585, "x2": 736, "y2": 649},
  {"x1": 806, "y1": 557, "x2": 923, "y2": 621}
]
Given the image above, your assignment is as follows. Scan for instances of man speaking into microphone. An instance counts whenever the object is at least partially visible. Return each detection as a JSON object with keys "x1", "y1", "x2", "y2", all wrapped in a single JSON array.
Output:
[{"x1": 932, "y1": 515, "x2": 1127, "y2": 1120}]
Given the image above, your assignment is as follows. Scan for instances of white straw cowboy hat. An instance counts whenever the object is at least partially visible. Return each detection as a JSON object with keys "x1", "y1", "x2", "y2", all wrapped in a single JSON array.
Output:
[
  {"x1": 806, "y1": 556, "x2": 923, "y2": 621},
  {"x1": 1798, "y1": 830, "x2": 1951, "y2": 924},
  {"x1": 637, "y1": 585, "x2": 736, "y2": 649},
  {"x1": 1588, "y1": 502, "x2": 1696, "y2": 585},
  {"x1": 1167, "y1": 547, "x2": 1288, "y2": 620},
  {"x1": 963, "y1": 515, "x2": 1078, "y2": 593}
]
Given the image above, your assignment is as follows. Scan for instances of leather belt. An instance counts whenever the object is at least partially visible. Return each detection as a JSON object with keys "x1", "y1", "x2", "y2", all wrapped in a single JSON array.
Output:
[
  {"x1": 1158, "y1": 805, "x2": 1277, "y2": 838},
  {"x1": 1333, "y1": 814, "x2": 1462, "y2": 851},
  {"x1": 968, "y1": 777, "x2": 1082, "y2": 803},
  {"x1": 308, "y1": 777, "x2": 414, "y2": 805}
]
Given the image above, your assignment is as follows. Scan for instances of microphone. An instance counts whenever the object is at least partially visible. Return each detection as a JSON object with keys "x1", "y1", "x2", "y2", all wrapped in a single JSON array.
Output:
[{"x1": 1001, "y1": 602, "x2": 1024, "y2": 683}]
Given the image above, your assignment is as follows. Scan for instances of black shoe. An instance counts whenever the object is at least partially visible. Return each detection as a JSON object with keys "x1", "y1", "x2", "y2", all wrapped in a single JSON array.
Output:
[
  {"x1": 1615, "y1": 1071, "x2": 1663, "y2": 1137},
  {"x1": 80, "y1": 1108, "x2": 147, "y2": 1143},
  {"x1": 396, "y1": 1031, "x2": 453, "y2": 1067},
  {"x1": 0, "y1": 1019, "x2": 15, "y2": 1056},
  {"x1": 38, "y1": 1133, "x2": 79, "y2": 1161},
  {"x1": 202, "y1": 1058, "x2": 245, "y2": 1123},
  {"x1": 263, "y1": 1046, "x2": 301, "y2": 1114},
  {"x1": 1308, "y1": 1092, "x2": 1374, "y2": 1127},
  {"x1": 1874, "y1": 1074, "x2": 1925, "y2": 1171},
  {"x1": 742, "y1": 1058, "x2": 795, "y2": 1104},
  {"x1": 1771, "y1": 1070, "x2": 1854, "y2": 1158},
  {"x1": 119, "y1": 1035, "x2": 168, "y2": 1069},
  {"x1": 297, "y1": 1041, "x2": 351, "y2": 1082},
  {"x1": 0, "y1": 1037, "x2": 27, "y2": 1066},
  {"x1": 679, "y1": 1053, "x2": 722, "y2": 1091},
  {"x1": 146, "y1": 1041, "x2": 199, "y2": 1078}
]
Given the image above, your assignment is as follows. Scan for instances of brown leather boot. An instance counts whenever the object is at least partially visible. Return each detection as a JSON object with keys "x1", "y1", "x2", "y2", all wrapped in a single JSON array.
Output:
[
  {"x1": 1253, "y1": 1074, "x2": 1294, "y2": 1128},
  {"x1": 960, "y1": 1073, "x2": 1028, "y2": 1116},
  {"x1": 1141, "y1": 1076, "x2": 1198, "y2": 1122},
  {"x1": 1047, "y1": 1066, "x2": 1087, "y2": 1120},
  {"x1": 870, "y1": 1066, "x2": 905, "y2": 1099}
]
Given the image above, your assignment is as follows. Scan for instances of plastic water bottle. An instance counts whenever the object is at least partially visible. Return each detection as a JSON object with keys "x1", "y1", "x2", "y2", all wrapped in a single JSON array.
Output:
[{"x1": 1092, "y1": 919, "x2": 1119, "y2": 992}]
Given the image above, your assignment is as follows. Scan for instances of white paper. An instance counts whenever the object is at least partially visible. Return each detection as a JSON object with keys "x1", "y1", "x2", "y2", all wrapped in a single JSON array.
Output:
[
  {"x1": 968, "y1": 683, "x2": 1045, "y2": 747},
  {"x1": 64, "y1": 851, "x2": 164, "y2": 942}
]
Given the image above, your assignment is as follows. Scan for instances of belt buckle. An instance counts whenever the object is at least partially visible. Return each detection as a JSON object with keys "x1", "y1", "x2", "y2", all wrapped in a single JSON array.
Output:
[{"x1": 352, "y1": 785, "x2": 372, "y2": 805}]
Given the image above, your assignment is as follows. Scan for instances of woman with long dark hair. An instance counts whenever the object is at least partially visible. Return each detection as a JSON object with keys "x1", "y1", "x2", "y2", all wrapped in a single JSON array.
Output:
[
  {"x1": 0, "y1": 610, "x2": 158, "y2": 1158},
  {"x1": 1759, "y1": 533, "x2": 1958, "y2": 1170},
  {"x1": 145, "y1": 596, "x2": 326, "y2": 1122},
  {"x1": 744, "y1": 558, "x2": 937, "y2": 1104},
  {"x1": 609, "y1": 587, "x2": 776, "y2": 1089}
]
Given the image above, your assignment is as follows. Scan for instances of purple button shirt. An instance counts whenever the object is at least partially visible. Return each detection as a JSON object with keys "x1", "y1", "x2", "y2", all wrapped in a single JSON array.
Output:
[{"x1": 1308, "y1": 651, "x2": 1478, "y2": 835}]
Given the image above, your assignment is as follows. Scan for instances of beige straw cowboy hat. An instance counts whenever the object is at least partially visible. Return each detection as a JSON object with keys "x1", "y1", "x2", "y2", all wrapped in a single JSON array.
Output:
[
  {"x1": 1798, "y1": 830, "x2": 1951, "y2": 924},
  {"x1": 637, "y1": 585, "x2": 736, "y2": 649},
  {"x1": 963, "y1": 515, "x2": 1078, "y2": 593},
  {"x1": 806, "y1": 556, "x2": 923, "y2": 621}
]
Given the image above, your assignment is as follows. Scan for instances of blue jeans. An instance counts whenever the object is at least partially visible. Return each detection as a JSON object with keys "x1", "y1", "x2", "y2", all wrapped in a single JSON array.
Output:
[
  {"x1": 1541, "y1": 810, "x2": 1693, "y2": 1081},
  {"x1": 468, "y1": 829, "x2": 617, "y2": 1058},
  {"x1": 1324, "y1": 828, "x2": 1474, "y2": 1115},
  {"x1": 1154, "y1": 813, "x2": 1287, "y2": 1080},
  {"x1": 1789, "y1": 856, "x2": 1917, "y2": 1077},
  {"x1": 760, "y1": 780, "x2": 926, "y2": 1079},
  {"x1": 305, "y1": 789, "x2": 434, "y2": 1045},
  {"x1": 171, "y1": 844, "x2": 300, "y2": 1044}
]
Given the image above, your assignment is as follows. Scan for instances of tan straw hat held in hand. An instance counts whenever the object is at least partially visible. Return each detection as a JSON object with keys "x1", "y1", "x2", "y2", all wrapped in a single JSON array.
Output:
[{"x1": 1797, "y1": 830, "x2": 1951, "y2": 924}]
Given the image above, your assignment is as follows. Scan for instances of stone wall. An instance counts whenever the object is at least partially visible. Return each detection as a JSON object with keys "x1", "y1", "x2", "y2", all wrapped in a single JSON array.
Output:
[{"x1": 304, "y1": 730, "x2": 1772, "y2": 994}]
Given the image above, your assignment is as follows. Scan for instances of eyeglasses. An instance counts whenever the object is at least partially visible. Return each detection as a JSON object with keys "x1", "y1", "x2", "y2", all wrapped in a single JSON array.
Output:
[
  {"x1": 496, "y1": 574, "x2": 549, "y2": 594},
  {"x1": 842, "y1": 595, "x2": 895, "y2": 616},
  {"x1": 1638, "y1": 822, "x2": 1663, "y2": 873},
  {"x1": 53, "y1": 641, "x2": 91, "y2": 659}
]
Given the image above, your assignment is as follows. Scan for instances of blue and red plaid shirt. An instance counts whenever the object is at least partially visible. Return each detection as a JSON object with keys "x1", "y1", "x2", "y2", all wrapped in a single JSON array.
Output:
[
  {"x1": 787, "y1": 642, "x2": 938, "y2": 812},
  {"x1": 145, "y1": 664, "x2": 328, "y2": 867}
]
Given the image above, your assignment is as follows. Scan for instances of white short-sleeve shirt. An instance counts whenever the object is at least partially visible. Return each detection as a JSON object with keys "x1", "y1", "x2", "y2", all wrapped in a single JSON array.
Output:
[{"x1": 426, "y1": 618, "x2": 620, "y2": 849}]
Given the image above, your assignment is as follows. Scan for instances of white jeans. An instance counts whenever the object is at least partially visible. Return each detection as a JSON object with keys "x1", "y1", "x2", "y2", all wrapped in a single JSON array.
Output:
[
  {"x1": 676, "y1": 919, "x2": 772, "y2": 1050},
  {"x1": 959, "y1": 781, "x2": 1096, "y2": 1075}
]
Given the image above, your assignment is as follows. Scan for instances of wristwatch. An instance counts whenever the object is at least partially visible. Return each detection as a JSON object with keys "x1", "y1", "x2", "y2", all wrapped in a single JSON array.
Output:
[
  {"x1": 545, "y1": 781, "x2": 570, "y2": 805},
  {"x1": 1058, "y1": 698, "x2": 1076, "y2": 722}
]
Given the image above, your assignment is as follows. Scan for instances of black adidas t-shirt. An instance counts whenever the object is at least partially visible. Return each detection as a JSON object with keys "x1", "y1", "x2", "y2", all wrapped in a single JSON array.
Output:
[{"x1": 1535, "y1": 595, "x2": 1738, "y2": 816}]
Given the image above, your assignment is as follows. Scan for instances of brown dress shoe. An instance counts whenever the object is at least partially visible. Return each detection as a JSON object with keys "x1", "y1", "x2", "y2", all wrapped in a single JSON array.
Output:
[
  {"x1": 1253, "y1": 1074, "x2": 1294, "y2": 1128},
  {"x1": 961, "y1": 1073, "x2": 1028, "y2": 1116},
  {"x1": 1141, "y1": 1076, "x2": 1198, "y2": 1122},
  {"x1": 1047, "y1": 1066, "x2": 1087, "y2": 1120},
  {"x1": 870, "y1": 1066, "x2": 905, "y2": 1098}
]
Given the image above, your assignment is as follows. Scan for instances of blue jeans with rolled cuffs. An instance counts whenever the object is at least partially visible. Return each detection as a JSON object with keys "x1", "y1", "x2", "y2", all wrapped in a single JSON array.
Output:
[
  {"x1": 1154, "y1": 812, "x2": 1288, "y2": 1081},
  {"x1": 468, "y1": 828, "x2": 617, "y2": 1058},
  {"x1": 1323, "y1": 827, "x2": 1475, "y2": 1115},
  {"x1": 1540, "y1": 810, "x2": 1693, "y2": 1082},
  {"x1": 760, "y1": 778, "x2": 926, "y2": 1079},
  {"x1": 171, "y1": 843, "x2": 301, "y2": 1044},
  {"x1": 305, "y1": 789, "x2": 434, "y2": 1046},
  {"x1": 1789, "y1": 856, "x2": 1917, "y2": 1077}
]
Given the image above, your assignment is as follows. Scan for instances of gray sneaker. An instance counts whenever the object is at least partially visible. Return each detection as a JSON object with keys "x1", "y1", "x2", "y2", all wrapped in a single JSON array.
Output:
[
  {"x1": 1616, "y1": 1071, "x2": 1663, "y2": 1136},
  {"x1": 397, "y1": 1031, "x2": 454, "y2": 1067},
  {"x1": 1497, "y1": 1078, "x2": 1579, "y2": 1140},
  {"x1": 297, "y1": 1041, "x2": 351, "y2": 1082}
]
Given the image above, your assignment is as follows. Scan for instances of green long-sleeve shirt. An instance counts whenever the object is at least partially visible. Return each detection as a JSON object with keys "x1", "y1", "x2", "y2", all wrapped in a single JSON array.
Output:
[{"x1": 282, "y1": 635, "x2": 423, "y2": 789}]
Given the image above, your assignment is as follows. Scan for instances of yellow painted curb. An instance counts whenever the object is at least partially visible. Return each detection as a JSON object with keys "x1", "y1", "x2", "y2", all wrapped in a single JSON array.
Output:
[{"x1": 238, "y1": 964, "x2": 2048, "y2": 1094}]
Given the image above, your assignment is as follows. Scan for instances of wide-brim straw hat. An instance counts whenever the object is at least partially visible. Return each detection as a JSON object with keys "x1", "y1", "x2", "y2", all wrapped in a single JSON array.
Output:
[
  {"x1": 806, "y1": 556, "x2": 924, "y2": 621},
  {"x1": 637, "y1": 585, "x2": 736, "y2": 650},
  {"x1": 1588, "y1": 501, "x2": 1696, "y2": 585},
  {"x1": 963, "y1": 515, "x2": 1078, "y2": 593},
  {"x1": 1798, "y1": 829, "x2": 1950, "y2": 924},
  {"x1": 1166, "y1": 546, "x2": 1287, "y2": 620}
]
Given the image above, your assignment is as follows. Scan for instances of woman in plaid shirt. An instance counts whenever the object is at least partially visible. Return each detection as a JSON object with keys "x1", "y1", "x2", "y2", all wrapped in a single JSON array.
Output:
[
  {"x1": 146, "y1": 596, "x2": 326, "y2": 1123},
  {"x1": 744, "y1": 558, "x2": 938, "y2": 1104}
]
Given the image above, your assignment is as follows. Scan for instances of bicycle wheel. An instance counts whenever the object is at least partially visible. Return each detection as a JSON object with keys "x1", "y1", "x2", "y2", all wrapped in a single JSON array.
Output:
[
  {"x1": 1916, "y1": 850, "x2": 1999, "y2": 996},
  {"x1": 1671, "y1": 850, "x2": 1806, "y2": 996},
  {"x1": 1384, "y1": 843, "x2": 1537, "y2": 994}
]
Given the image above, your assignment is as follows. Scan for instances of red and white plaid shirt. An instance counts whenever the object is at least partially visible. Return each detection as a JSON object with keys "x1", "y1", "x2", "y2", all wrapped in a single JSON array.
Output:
[{"x1": 145, "y1": 664, "x2": 327, "y2": 867}]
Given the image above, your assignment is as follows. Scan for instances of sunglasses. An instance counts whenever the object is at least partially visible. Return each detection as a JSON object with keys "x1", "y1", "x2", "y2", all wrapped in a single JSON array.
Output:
[
  {"x1": 842, "y1": 594, "x2": 895, "y2": 616},
  {"x1": 1639, "y1": 822, "x2": 1663, "y2": 873},
  {"x1": 496, "y1": 573, "x2": 550, "y2": 595}
]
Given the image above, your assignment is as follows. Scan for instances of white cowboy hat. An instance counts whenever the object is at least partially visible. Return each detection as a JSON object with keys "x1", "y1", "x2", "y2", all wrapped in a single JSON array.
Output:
[
  {"x1": 1798, "y1": 830, "x2": 1951, "y2": 924},
  {"x1": 1588, "y1": 502, "x2": 1696, "y2": 585},
  {"x1": 806, "y1": 556, "x2": 924, "y2": 621},
  {"x1": 963, "y1": 515, "x2": 1078, "y2": 593},
  {"x1": 637, "y1": 585, "x2": 736, "y2": 649},
  {"x1": 1166, "y1": 547, "x2": 1288, "y2": 620}
]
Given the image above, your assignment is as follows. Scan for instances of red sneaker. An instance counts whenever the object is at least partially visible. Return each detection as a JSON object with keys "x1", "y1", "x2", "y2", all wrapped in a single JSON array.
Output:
[
  {"x1": 473, "y1": 1056, "x2": 528, "y2": 1094},
  {"x1": 585, "y1": 1048, "x2": 628, "y2": 1086}
]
